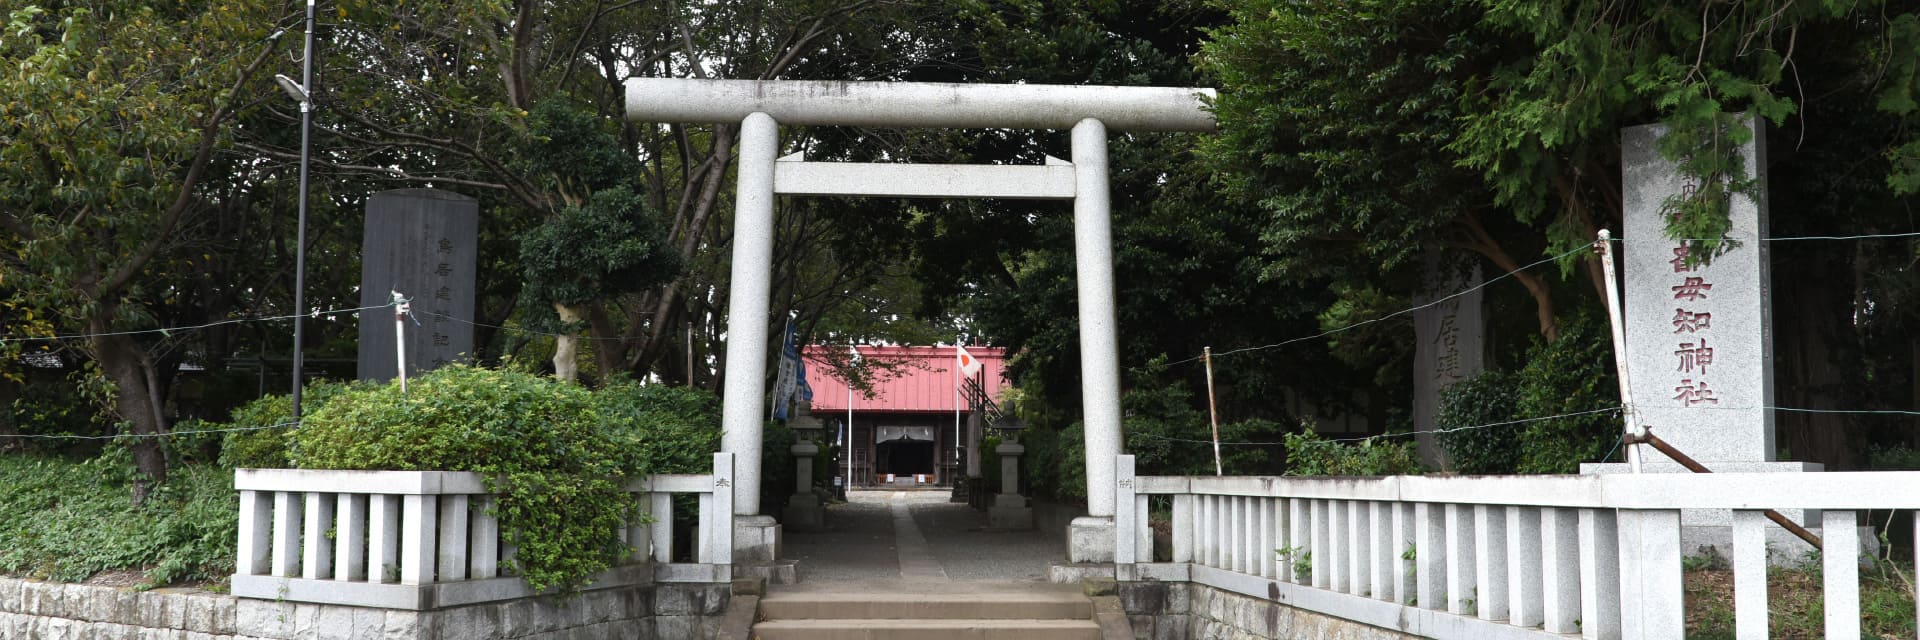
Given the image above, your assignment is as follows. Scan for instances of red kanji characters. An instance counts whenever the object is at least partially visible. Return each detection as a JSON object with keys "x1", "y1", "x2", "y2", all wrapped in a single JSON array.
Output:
[
  {"x1": 1672, "y1": 309, "x2": 1711, "y2": 333},
  {"x1": 1673, "y1": 379, "x2": 1720, "y2": 406},
  {"x1": 1674, "y1": 340, "x2": 1713, "y2": 374},
  {"x1": 1671, "y1": 277, "x2": 1713, "y2": 302},
  {"x1": 1670, "y1": 246, "x2": 1696, "y2": 273}
]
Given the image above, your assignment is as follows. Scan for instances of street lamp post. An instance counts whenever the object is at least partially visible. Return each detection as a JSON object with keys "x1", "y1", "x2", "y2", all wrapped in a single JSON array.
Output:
[{"x1": 276, "y1": 0, "x2": 316, "y2": 419}]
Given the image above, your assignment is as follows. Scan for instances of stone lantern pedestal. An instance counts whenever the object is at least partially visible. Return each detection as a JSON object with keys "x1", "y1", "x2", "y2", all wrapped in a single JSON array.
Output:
[
  {"x1": 989, "y1": 442, "x2": 1033, "y2": 530},
  {"x1": 782, "y1": 405, "x2": 827, "y2": 532}
]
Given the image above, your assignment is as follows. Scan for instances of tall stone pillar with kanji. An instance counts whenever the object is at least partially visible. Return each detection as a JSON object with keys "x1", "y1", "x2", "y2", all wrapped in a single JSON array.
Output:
[
  {"x1": 357, "y1": 188, "x2": 478, "y2": 382},
  {"x1": 1586, "y1": 116, "x2": 1824, "y2": 561}
]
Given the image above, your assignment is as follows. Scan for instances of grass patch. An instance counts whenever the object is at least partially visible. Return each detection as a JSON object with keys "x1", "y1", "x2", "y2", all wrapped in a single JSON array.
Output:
[
  {"x1": 0, "y1": 455, "x2": 235, "y2": 589},
  {"x1": 1686, "y1": 554, "x2": 1917, "y2": 639}
]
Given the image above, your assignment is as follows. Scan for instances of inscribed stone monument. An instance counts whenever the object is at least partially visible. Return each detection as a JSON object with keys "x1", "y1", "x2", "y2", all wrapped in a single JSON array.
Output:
[
  {"x1": 1412, "y1": 251, "x2": 1485, "y2": 469},
  {"x1": 357, "y1": 189, "x2": 478, "y2": 382},
  {"x1": 1587, "y1": 117, "x2": 1826, "y2": 560},
  {"x1": 1619, "y1": 118, "x2": 1774, "y2": 464}
]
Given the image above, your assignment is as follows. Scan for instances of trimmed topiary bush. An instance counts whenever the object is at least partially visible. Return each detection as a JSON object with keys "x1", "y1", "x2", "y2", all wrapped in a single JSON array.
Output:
[
  {"x1": 1510, "y1": 311, "x2": 1620, "y2": 473},
  {"x1": 1437, "y1": 311, "x2": 1622, "y2": 475}
]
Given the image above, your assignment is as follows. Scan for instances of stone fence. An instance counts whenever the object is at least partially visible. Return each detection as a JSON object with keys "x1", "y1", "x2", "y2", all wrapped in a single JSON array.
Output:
[
  {"x1": 231, "y1": 453, "x2": 735, "y2": 610},
  {"x1": 1112, "y1": 455, "x2": 1920, "y2": 639},
  {"x1": 2, "y1": 453, "x2": 744, "y2": 640}
]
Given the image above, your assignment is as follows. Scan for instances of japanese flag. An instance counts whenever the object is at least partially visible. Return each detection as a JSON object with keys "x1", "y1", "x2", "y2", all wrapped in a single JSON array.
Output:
[{"x1": 956, "y1": 345, "x2": 982, "y2": 377}]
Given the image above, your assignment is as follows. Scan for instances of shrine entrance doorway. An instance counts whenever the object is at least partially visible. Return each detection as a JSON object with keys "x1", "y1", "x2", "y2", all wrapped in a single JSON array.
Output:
[{"x1": 874, "y1": 426, "x2": 937, "y2": 483}]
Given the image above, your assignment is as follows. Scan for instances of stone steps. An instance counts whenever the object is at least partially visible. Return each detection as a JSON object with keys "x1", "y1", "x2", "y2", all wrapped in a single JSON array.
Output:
[
  {"x1": 751, "y1": 618, "x2": 1101, "y2": 639},
  {"x1": 752, "y1": 587, "x2": 1101, "y2": 640}
]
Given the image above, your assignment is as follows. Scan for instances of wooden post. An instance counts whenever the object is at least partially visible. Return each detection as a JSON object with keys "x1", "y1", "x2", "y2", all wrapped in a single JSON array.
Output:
[{"x1": 1204, "y1": 347, "x2": 1222, "y2": 476}]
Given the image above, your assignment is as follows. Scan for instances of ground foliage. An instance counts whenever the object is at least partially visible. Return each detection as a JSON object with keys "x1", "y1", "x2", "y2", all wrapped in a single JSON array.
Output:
[
  {"x1": 1684, "y1": 554, "x2": 1917, "y2": 639},
  {"x1": 289, "y1": 366, "x2": 717, "y2": 595},
  {"x1": 0, "y1": 454, "x2": 235, "y2": 588},
  {"x1": 1281, "y1": 431, "x2": 1421, "y2": 477}
]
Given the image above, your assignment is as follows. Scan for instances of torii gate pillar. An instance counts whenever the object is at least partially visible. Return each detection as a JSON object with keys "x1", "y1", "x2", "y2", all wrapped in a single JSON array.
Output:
[{"x1": 626, "y1": 78, "x2": 1215, "y2": 574}]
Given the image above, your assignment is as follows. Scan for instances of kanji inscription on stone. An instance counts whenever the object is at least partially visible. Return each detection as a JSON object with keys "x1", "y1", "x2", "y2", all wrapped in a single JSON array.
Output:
[
  {"x1": 1621, "y1": 117, "x2": 1773, "y2": 463},
  {"x1": 358, "y1": 189, "x2": 477, "y2": 383}
]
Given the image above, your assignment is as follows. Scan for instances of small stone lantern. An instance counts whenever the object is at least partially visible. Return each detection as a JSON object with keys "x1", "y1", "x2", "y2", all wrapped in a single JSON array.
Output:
[
  {"x1": 782, "y1": 402, "x2": 827, "y2": 532},
  {"x1": 988, "y1": 414, "x2": 1034, "y2": 530}
]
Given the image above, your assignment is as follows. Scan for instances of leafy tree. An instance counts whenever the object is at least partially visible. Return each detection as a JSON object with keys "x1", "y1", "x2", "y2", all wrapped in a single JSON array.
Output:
[
  {"x1": 1203, "y1": 0, "x2": 1920, "y2": 470},
  {"x1": 514, "y1": 98, "x2": 680, "y2": 382},
  {"x1": 245, "y1": 0, "x2": 934, "y2": 390},
  {"x1": 0, "y1": 1, "x2": 287, "y2": 497},
  {"x1": 1202, "y1": 0, "x2": 1919, "y2": 341},
  {"x1": 520, "y1": 187, "x2": 682, "y2": 382},
  {"x1": 1201, "y1": 0, "x2": 1575, "y2": 341}
]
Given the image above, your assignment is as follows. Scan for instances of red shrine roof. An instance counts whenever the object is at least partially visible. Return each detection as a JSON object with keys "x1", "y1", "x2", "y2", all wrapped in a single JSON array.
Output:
[{"x1": 802, "y1": 345, "x2": 1011, "y2": 414}]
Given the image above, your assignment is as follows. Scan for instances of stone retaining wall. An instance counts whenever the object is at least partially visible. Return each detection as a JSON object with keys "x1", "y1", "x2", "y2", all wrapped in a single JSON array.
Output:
[
  {"x1": 0, "y1": 577, "x2": 731, "y2": 639},
  {"x1": 1117, "y1": 581, "x2": 1416, "y2": 640}
]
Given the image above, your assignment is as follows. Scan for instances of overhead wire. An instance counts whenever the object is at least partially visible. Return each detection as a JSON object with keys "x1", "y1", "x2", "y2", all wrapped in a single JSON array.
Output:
[
  {"x1": 4, "y1": 421, "x2": 301, "y2": 441},
  {"x1": 0, "y1": 302, "x2": 399, "y2": 346}
]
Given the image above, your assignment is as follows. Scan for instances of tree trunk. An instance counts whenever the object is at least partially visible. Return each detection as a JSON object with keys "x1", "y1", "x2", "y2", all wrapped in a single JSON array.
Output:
[
  {"x1": 90, "y1": 329, "x2": 169, "y2": 503},
  {"x1": 1774, "y1": 252, "x2": 1856, "y2": 469},
  {"x1": 0, "y1": 375, "x2": 18, "y2": 452},
  {"x1": 1458, "y1": 215, "x2": 1561, "y2": 342},
  {"x1": 553, "y1": 303, "x2": 585, "y2": 384}
]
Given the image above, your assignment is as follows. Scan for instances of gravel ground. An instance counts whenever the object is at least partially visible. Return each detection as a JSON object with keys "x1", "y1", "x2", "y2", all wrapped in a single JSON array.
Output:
[
  {"x1": 911, "y1": 495, "x2": 1064, "y2": 582},
  {"x1": 784, "y1": 490, "x2": 1064, "y2": 584},
  {"x1": 785, "y1": 491, "x2": 901, "y2": 582}
]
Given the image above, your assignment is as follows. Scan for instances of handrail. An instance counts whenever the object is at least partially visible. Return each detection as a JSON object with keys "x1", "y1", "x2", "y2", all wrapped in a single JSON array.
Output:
[{"x1": 1114, "y1": 455, "x2": 1903, "y2": 640}]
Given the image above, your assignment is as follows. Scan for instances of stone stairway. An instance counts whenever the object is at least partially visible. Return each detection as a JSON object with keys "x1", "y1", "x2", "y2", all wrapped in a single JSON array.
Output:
[{"x1": 750, "y1": 584, "x2": 1104, "y2": 639}]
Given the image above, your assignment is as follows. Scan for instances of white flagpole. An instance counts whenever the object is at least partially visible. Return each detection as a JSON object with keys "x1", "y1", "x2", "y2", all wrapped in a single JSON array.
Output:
[
  {"x1": 954, "y1": 338, "x2": 962, "y2": 484},
  {"x1": 847, "y1": 342, "x2": 856, "y2": 490}
]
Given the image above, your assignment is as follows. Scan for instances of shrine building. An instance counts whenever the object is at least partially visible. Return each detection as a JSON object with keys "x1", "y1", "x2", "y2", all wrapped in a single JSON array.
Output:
[{"x1": 802, "y1": 345, "x2": 1011, "y2": 488}]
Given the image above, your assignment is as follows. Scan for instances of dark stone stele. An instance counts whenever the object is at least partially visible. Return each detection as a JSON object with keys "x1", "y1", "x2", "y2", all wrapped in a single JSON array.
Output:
[{"x1": 357, "y1": 188, "x2": 478, "y2": 383}]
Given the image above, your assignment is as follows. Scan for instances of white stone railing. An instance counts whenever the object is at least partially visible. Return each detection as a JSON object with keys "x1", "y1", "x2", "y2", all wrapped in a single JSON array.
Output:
[
  {"x1": 232, "y1": 453, "x2": 734, "y2": 609},
  {"x1": 1113, "y1": 455, "x2": 1920, "y2": 640}
]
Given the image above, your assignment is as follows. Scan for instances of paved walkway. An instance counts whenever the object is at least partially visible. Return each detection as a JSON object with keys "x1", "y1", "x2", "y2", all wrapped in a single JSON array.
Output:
[{"x1": 784, "y1": 490, "x2": 1065, "y2": 584}]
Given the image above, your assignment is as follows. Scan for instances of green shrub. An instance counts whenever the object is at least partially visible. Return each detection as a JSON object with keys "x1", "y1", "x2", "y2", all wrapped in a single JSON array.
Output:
[
  {"x1": 1438, "y1": 312, "x2": 1622, "y2": 475},
  {"x1": 759, "y1": 419, "x2": 797, "y2": 514},
  {"x1": 1869, "y1": 445, "x2": 1920, "y2": 470},
  {"x1": 1437, "y1": 368, "x2": 1522, "y2": 474},
  {"x1": 1283, "y1": 430, "x2": 1421, "y2": 476},
  {"x1": 164, "y1": 419, "x2": 226, "y2": 466},
  {"x1": 0, "y1": 455, "x2": 235, "y2": 588},
  {"x1": 1112, "y1": 380, "x2": 1290, "y2": 478},
  {"x1": 219, "y1": 380, "x2": 360, "y2": 469},
  {"x1": 1015, "y1": 422, "x2": 1084, "y2": 503},
  {"x1": 593, "y1": 380, "x2": 721, "y2": 475},
  {"x1": 1050, "y1": 422, "x2": 1088, "y2": 501},
  {"x1": 290, "y1": 366, "x2": 636, "y2": 594},
  {"x1": 981, "y1": 434, "x2": 1003, "y2": 490},
  {"x1": 1511, "y1": 312, "x2": 1620, "y2": 473}
]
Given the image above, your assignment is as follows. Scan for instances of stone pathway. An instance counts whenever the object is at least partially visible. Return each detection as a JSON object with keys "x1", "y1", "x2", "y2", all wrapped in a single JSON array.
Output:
[
  {"x1": 784, "y1": 490, "x2": 1064, "y2": 584},
  {"x1": 890, "y1": 493, "x2": 952, "y2": 581}
]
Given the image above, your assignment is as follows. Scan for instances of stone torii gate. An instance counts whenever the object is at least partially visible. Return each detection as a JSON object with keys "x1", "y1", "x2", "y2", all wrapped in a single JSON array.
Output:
[{"x1": 624, "y1": 78, "x2": 1216, "y2": 570}]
